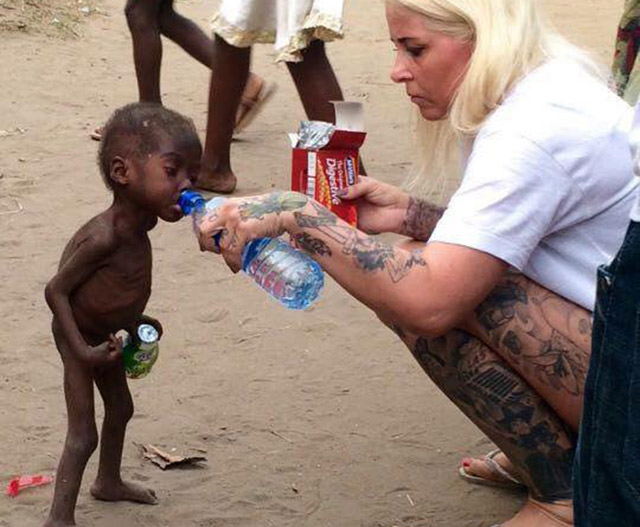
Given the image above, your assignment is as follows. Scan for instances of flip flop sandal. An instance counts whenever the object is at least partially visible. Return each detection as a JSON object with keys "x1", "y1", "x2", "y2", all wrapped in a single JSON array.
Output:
[
  {"x1": 90, "y1": 127, "x2": 102, "y2": 141},
  {"x1": 234, "y1": 80, "x2": 277, "y2": 134},
  {"x1": 458, "y1": 448, "x2": 526, "y2": 490}
]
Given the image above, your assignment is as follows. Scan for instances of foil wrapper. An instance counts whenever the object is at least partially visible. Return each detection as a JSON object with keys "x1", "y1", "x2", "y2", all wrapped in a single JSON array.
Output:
[{"x1": 296, "y1": 121, "x2": 335, "y2": 150}]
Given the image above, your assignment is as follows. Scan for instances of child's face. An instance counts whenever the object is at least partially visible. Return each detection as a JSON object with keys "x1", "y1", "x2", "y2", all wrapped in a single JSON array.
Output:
[{"x1": 128, "y1": 134, "x2": 202, "y2": 222}]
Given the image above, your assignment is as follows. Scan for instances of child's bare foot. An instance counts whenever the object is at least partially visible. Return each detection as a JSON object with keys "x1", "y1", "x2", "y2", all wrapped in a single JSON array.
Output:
[
  {"x1": 196, "y1": 167, "x2": 237, "y2": 194},
  {"x1": 495, "y1": 498, "x2": 573, "y2": 526},
  {"x1": 90, "y1": 479, "x2": 158, "y2": 505}
]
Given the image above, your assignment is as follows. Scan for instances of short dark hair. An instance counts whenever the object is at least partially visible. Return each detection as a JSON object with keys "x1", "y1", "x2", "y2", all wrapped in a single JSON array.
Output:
[{"x1": 98, "y1": 102, "x2": 199, "y2": 189}]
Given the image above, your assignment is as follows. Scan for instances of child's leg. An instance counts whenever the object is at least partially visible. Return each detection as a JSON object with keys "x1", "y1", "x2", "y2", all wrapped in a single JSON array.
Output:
[
  {"x1": 157, "y1": 0, "x2": 213, "y2": 68},
  {"x1": 125, "y1": 0, "x2": 164, "y2": 103},
  {"x1": 44, "y1": 353, "x2": 98, "y2": 527},
  {"x1": 286, "y1": 40, "x2": 343, "y2": 123},
  {"x1": 198, "y1": 35, "x2": 251, "y2": 193},
  {"x1": 286, "y1": 40, "x2": 366, "y2": 174},
  {"x1": 89, "y1": 364, "x2": 156, "y2": 504}
]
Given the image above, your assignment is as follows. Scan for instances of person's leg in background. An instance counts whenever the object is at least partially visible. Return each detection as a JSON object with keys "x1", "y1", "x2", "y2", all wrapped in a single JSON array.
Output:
[
  {"x1": 125, "y1": 0, "x2": 165, "y2": 104},
  {"x1": 287, "y1": 40, "x2": 367, "y2": 175},
  {"x1": 286, "y1": 40, "x2": 343, "y2": 123},
  {"x1": 198, "y1": 36, "x2": 251, "y2": 193}
]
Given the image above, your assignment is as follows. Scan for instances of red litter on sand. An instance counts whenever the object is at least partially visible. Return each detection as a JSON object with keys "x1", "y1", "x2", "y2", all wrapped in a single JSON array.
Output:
[{"x1": 6, "y1": 475, "x2": 53, "y2": 497}]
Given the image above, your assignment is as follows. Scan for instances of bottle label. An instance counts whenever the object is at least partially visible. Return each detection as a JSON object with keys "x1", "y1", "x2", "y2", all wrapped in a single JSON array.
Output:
[{"x1": 122, "y1": 324, "x2": 160, "y2": 379}]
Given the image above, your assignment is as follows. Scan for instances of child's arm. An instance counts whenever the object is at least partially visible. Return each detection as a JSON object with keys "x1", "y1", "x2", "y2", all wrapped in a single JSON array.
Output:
[{"x1": 45, "y1": 231, "x2": 122, "y2": 366}]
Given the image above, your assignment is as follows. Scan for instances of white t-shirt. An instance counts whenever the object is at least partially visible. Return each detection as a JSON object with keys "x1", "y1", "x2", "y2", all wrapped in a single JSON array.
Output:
[{"x1": 430, "y1": 59, "x2": 638, "y2": 310}]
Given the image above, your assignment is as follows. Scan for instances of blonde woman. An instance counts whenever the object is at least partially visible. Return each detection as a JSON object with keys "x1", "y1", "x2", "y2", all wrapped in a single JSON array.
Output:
[{"x1": 196, "y1": 1, "x2": 637, "y2": 525}]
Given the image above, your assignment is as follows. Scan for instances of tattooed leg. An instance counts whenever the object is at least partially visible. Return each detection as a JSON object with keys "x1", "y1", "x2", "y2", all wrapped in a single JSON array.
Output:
[
  {"x1": 465, "y1": 272, "x2": 591, "y2": 431},
  {"x1": 393, "y1": 326, "x2": 575, "y2": 503}
]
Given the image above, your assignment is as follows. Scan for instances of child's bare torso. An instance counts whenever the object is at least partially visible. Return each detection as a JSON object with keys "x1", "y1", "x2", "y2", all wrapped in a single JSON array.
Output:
[{"x1": 58, "y1": 214, "x2": 153, "y2": 345}]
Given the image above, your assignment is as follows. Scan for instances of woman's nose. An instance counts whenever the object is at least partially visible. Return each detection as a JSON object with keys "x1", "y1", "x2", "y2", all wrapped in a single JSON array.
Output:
[{"x1": 390, "y1": 53, "x2": 411, "y2": 84}]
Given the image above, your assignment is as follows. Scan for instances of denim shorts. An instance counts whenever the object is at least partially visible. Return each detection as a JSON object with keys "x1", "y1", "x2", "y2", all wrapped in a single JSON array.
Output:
[{"x1": 574, "y1": 220, "x2": 640, "y2": 526}]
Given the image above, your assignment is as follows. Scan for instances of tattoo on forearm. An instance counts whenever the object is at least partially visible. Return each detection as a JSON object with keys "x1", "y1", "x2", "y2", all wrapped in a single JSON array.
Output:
[
  {"x1": 294, "y1": 201, "x2": 426, "y2": 283},
  {"x1": 239, "y1": 192, "x2": 308, "y2": 220},
  {"x1": 474, "y1": 279, "x2": 589, "y2": 397},
  {"x1": 293, "y1": 233, "x2": 332, "y2": 257},
  {"x1": 400, "y1": 197, "x2": 445, "y2": 241}
]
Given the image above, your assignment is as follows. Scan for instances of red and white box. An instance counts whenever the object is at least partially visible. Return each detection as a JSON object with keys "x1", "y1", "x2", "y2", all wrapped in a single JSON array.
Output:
[{"x1": 290, "y1": 102, "x2": 366, "y2": 226}]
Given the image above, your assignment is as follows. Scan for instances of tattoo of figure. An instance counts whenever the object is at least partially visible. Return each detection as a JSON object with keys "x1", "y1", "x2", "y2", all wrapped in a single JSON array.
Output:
[
  {"x1": 400, "y1": 197, "x2": 445, "y2": 241},
  {"x1": 293, "y1": 202, "x2": 339, "y2": 228},
  {"x1": 474, "y1": 279, "x2": 588, "y2": 396},
  {"x1": 293, "y1": 233, "x2": 332, "y2": 257},
  {"x1": 239, "y1": 192, "x2": 308, "y2": 220},
  {"x1": 294, "y1": 201, "x2": 427, "y2": 283}
]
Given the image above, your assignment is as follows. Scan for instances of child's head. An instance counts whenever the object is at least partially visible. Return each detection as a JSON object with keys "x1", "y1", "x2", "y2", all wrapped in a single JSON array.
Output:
[{"x1": 98, "y1": 103, "x2": 202, "y2": 221}]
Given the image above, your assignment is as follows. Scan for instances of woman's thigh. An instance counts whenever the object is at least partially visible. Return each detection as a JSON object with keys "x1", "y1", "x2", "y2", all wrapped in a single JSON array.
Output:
[
  {"x1": 465, "y1": 272, "x2": 591, "y2": 432},
  {"x1": 393, "y1": 239, "x2": 590, "y2": 430}
]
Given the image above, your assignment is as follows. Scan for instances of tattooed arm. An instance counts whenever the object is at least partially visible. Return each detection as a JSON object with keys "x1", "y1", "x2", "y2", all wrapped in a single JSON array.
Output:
[
  {"x1": 338, "y1": 177, "x2": 445, "y2": 241},
  {"x1": 200, "y1": 191, "x2": 508, "y2": 336}
]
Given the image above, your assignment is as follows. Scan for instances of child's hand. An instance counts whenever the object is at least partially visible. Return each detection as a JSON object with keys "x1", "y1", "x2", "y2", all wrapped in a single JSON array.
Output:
[
  {"x1": 84, "y1": 334, "x2": 122, "y2": 366},
  {"x1": 138, "y1": 315, "x2": 163, "y2": 339}
]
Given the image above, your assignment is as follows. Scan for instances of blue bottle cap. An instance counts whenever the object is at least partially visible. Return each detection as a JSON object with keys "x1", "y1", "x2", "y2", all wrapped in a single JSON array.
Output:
[{"x1": 178, "y1": 190, "x2": 205, "y2": 215}]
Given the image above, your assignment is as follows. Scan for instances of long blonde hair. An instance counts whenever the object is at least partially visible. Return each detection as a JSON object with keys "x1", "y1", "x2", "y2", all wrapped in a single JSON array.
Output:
[{"x1": 391, "y1": 0, "x2": 602, "y2": 200}]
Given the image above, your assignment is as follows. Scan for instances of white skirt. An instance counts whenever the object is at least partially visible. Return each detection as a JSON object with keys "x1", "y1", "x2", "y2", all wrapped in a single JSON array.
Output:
[{"x1": 212, "y1": 0, "x2": 344, "y2": 63}]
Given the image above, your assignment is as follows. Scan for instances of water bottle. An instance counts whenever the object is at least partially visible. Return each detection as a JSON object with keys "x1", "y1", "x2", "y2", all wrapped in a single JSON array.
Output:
[{"x1": 179, "y1": 190, "x2": 324, "y2": 310}]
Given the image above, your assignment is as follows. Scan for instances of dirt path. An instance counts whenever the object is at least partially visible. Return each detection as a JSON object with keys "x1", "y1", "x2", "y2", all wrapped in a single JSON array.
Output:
[{"x1": 0, "y1": 1, "x2": 623, "y2": 526}]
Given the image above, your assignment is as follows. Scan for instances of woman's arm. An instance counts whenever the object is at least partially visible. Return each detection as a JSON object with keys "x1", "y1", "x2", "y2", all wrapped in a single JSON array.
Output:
[
  {"x1": 199, "y1": 192, "x2": 507, "y2": 336},
  {"x1": 287, "y1": 198, "x2": 506, "y2": 335},
  {"x1": 337, "y1": 177, "x2": 445, "y2": 241}
]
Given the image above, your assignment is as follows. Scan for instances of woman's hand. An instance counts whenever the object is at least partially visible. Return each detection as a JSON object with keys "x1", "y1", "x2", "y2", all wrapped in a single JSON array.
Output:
[
  {"x1": 197, "y1": 191, "x2": 309, "y2": 272},
  {"x1": 338, "y1": 177, "x2": 411, "y2": 235}
]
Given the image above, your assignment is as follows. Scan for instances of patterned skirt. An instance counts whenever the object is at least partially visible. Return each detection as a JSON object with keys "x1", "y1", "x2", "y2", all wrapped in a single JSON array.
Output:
[
  {"x1": 212, "y1": 0, "x2": 344, "y2": 63},
  {"x1": 613, "y1": 0, "x2": 640, "y2": 104}
]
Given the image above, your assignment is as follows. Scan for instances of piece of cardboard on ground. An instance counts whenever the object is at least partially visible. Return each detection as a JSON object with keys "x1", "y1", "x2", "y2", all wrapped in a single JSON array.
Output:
[{"x1": 137, "y1": 443, "x2": 207, "y2": 470}]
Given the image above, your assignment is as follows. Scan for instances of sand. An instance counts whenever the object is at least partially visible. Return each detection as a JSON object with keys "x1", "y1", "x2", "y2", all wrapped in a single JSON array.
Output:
[{"x1": 0, "y1": 0, "x2": 625, "y2": 525}]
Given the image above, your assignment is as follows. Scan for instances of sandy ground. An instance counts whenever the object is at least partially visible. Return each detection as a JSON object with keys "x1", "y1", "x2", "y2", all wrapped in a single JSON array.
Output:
[{"x1": 0, "y1": 0, "x2": 625, "y2": 525}]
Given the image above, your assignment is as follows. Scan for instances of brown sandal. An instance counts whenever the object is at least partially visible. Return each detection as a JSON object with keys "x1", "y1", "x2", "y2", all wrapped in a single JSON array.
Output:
[
  {"x1": 234, "y1": 78, "x2": 277, "y2": 134},
  {"x1": 90, "y1": 127, "x2": 102, "y2": 141}
]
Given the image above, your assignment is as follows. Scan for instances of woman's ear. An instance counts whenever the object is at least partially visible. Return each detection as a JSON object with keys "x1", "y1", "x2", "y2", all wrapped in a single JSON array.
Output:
[{"x1": 109, "y1": 156, "x2": 129, "y2": 186}]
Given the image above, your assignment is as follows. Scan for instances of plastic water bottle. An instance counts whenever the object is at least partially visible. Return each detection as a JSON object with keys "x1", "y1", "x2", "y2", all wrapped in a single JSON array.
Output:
[{"x1": 179, "y1": 190, "x2": 324, "y2": 310}]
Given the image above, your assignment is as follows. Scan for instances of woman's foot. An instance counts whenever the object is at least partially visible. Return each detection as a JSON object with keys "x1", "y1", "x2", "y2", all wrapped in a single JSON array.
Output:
[
  {"x1": 195, "y1": 167, "x2": 237, "y2": 194},
  {"x1": 90, "y1": 479, "x2": 158, "y2": 504},
  {"x1": 496, "y1": 498, "x2": 573, "y2": 526},
  {"x1": 459, "y1": 449, "x2": 525, "y2": 489}
]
